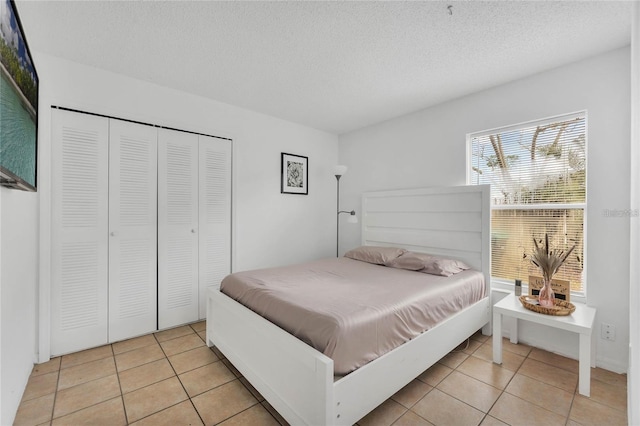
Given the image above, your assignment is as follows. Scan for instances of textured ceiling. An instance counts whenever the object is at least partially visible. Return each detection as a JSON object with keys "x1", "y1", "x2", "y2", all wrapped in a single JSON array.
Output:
[{"x1": 15, "y1": 1, "x2": 632, "y2": 135}]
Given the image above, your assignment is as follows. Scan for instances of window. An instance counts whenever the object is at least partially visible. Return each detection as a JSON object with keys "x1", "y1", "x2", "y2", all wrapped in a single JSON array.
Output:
[{"x1": 467, "y1": 112, "x2": 586, "y2": 294}]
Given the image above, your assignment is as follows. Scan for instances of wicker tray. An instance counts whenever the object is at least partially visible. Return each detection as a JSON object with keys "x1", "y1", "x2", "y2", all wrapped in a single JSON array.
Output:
[{"x1": 519, "y1": 295, "x2": 576, "y2": 316}]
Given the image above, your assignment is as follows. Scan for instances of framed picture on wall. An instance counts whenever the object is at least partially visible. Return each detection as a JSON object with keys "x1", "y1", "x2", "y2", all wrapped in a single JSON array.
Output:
[{"x1": 281, "y1": 152, "x2": 308, "y2": 195}]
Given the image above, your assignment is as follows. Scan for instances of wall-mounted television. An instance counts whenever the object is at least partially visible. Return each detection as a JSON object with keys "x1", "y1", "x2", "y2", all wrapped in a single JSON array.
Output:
[{"x1": 0, "y1": 0, "x2": 38, "y2": 191}]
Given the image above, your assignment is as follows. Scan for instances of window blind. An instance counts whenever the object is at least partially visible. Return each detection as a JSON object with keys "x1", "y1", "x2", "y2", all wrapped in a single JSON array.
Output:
[{"x1": 469, "y1": 113, "x2": 586, "y2": 292}]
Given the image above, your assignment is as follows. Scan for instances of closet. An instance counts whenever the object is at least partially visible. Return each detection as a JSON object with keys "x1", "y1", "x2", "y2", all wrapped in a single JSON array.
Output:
[
  {"x1": 157, "y1": 129, "x2": 232, "y2": 328},
  {"x1": 50, "y1": 108, "x2": 231, "y2": 356}
]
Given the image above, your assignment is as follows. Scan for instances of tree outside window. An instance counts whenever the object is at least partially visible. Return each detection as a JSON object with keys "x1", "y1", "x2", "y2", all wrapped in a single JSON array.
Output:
[{"x1": 468, "y1": 113, "x2": 586, "y2": 293}]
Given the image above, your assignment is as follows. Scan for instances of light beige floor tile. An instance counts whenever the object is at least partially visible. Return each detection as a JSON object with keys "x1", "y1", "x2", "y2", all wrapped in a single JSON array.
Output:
[
  {"x1": 154, "y1": 325, "x2": 195, "y2": 342},
  {"x1": 160, "y1": 333, "x2": 205, "y2": 357},
  {"x1": 219, "y1": 404, "x2": 280, "y2": 426},
  {"x1": 479, "y1": 415, "x2": 508, "y2": 426},
  {"x1": 168, "y1": 346, "x2": 218, "y2": 374},
  {"x1": 22, "y1": 371, "x2": 58, "y2": 401},
  {"x1": 262, "y1": 401, "x2": 289, "y2": 426},
  {"x1": 130, "y1": 400, "x2": 204, "y2": 426},
  {"x1": 438, "y1": 351, "x2": 469, "y2": 369},
  {"x1": 212, "y1": 346, "x2": 227, "y2": 360},
  {"x1": 461, "y1": 338, "x2": 483, "y2": 355},
  {"x1": 192, "y1": 380, "x2": 258, "y2": 425},
  {"x1": 391, "y1": 379, "x2": 433, "y2": 409},
  {"x1": 179, "y1": 361, "x2": 236, "y2": 397},
  {"x1": 190, "y1": 321, "x2": 206, "y2": 332},
  {"x1": 437, "y1": 371, "x2": 501, "y2": 413},
  {"x1": 453, "y1": 339, "x2": 471, "y2": 352},
  {"x1": 587, "y1": 376, "x2": 627, "y2": 412},
  {"x1": 591, "y1": 367, "x2": 627, "y2": 389},
  {"x1": 31, "y1": 358, "x2": 61, "y2": 377},
  {"x1": 53, "y1": 374, "x2": 120, "y2": 419},
  {"x1": 60, "y1": 345, "x2": 113, "y2": 370},
  {"x1": 500, "y1": 338, "x2": 533, "y2": 357},
  {"x1": 240, "y1": 377, "x2": 265, "y2": 402},
  {"x1": 456, "y1": 356, "x2": 515, "y2": 390},
  {"x1": 57, "y1": 356, "x2": 116, "y2": 391},
  {"x1": 13, "y1": 393, "x2": 55, "y2": 426},
  {"x1": 569, "y1": 394, "x2": 627, "y2": 426},
  {"x1": 15, "y1": 327, "x2": 631, "y2": 426},
  {"x1": 357, "y1": 399, "x2": 407, "y2": 426},
  {"x1": 51, "y1": 397, "x2": 125, "y2": 426},
  {"x1": 517, "y1": 358, "x2": 577, "y2": 393},
  {"x1": 118, "y1": 358, "x2": 175, "y2": 394},
  {"x1": 411, "y1": 388, "x2": 484, "y2": 426},
  {"x1": 473, "y1": 343, "x2": 525, "y2": 372},
  {"x1": 115, "y1": 343, "x2": 164, "y2": 372},
  {"x1": 392, "y1": 410, "x2": 435, "y2": 426},
  {"x1": 528, "y1": 348, "x2": 579, "y2": 374},
  {"x1": 112, "y1": 334, "x2": 157, "y2": 355},
  {"x1": 591, "y1": 367, "x2": 627, "y2": 388},
  {"x1": 470, "y1": 330, "x2": 490, "y2": 343},
  {"x1": 504, "y1": 374, "x2": 574, "y2": 417},
  {"x1": 123, "y1": 376, "x2": 188, "y2": 423},
  {"x1": 417, "y1": 363, "x2": 453, "y2": 387},
  {"x1": 489, "y1": 393, "x2": 566, "y2": 426}
]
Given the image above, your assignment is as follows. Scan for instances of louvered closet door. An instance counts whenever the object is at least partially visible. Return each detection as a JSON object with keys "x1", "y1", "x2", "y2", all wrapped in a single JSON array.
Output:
[
  {"x1": 158, "y1": 128, "x2": 199, "y2": 329},
  {"x1": 198, "y1": 136, "x2": 232, "y2": 318},
  {"x1": 51, "y1": 109, "x2": 109, "y2": 355},
  {"x1": 108, "y1": 120, "x2": 158, "y2": 342}
]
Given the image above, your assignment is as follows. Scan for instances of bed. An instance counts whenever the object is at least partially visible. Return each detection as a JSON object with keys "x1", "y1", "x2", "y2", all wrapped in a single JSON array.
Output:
[{"x1": 207, "y1": 185, "x2": 491, "y2": 425}]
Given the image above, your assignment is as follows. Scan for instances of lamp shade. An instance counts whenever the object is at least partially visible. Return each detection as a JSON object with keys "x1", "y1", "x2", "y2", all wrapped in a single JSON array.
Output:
[{"x1": 333, "y1": 165, "x2": 348, "y2": 176}]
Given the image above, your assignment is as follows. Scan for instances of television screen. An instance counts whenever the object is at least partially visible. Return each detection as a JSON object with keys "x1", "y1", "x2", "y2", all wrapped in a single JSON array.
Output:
[{"x1": 0, "y1": 0, "x2": 38, "y2": 191}]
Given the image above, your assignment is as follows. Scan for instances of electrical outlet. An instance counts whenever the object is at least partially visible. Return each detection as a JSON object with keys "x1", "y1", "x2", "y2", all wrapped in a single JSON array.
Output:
[{"x1": 601, "y1": 323, "x2": 616, "y2": 341}]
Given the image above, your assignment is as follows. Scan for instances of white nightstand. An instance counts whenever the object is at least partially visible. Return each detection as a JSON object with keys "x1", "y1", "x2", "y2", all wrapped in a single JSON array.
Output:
[{"x1": 492, "y1": 294, "x2": 597, "y2": 396}]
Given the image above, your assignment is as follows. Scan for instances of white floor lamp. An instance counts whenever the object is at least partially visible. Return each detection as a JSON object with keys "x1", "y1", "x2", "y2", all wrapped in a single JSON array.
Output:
[{"x1": 334, "y1": 165, "x2": 358, "y2": 257}]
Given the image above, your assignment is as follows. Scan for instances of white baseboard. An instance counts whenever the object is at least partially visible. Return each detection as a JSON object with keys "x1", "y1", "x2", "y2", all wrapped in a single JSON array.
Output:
[{"x1": 504, "y1": 331, "x2": 627, "y2": 374}]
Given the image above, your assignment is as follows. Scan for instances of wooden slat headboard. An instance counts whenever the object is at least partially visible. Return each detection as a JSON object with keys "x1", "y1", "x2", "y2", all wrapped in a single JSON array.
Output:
[{"x1": 361, "y1": 185, "x2": 491, "y2": 290}]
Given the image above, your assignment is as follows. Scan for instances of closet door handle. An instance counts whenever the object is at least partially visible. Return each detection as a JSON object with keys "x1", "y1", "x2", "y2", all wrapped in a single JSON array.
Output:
[
  {"x1": 110, "y1": 231, "x2": 117, "y2": 237},
  {"x1": 191, "y1": 229, "x2": 196, "y2": 234}
]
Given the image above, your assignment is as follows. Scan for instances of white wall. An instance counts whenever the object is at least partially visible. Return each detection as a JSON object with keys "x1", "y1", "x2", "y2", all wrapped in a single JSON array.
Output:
[
  {"x1": 0, "y1": 188, "x2": 39, "y2": 425},
  {"x1": 36, "y1": 53, "x2": 339, "y2": 272},
  {"x1": 339, "y1": 47, "x2": 631, "y2": 373},
  {"x1": 0, "y1": 52, "x2": 338, "y2": 424},
  {"x1": 1, "y1": 188, "x2": 2, "y2": 426},
  {"x1": 629, "y1": 3, "x2": 639, "y2": 424}
]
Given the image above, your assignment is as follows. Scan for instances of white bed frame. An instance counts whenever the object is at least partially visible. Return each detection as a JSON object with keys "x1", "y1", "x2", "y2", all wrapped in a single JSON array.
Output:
[{"x1": 207, "y1": 185, "x2": 491, "y2": 425}]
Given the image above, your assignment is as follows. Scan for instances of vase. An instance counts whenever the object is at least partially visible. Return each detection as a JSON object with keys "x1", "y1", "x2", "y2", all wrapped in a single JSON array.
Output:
[{"x1": 538, "y1": 278, "x2": 555, "y2": 308}]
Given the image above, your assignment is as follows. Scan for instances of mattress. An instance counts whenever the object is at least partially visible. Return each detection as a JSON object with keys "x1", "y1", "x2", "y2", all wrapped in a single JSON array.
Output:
[{"x1": 220, "y1": 257, "x2": 485, "y2": 375}]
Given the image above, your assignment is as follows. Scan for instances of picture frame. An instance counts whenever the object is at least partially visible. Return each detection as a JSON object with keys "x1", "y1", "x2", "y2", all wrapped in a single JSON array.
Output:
[
  {"x1": 528, "y1": 275, "x2": 571, "y2": 302},
  {"x1": 281, "y1": 152, "x2": 308, "y2": 195},
  {"x1": 0, "y1": 0, "x2": 39, "y2": 192}
]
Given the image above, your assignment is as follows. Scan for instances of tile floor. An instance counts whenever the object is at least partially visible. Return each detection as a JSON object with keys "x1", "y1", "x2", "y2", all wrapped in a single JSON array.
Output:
[{"x1": 13, "y1": 324, "x2": 627, "y2": 426}]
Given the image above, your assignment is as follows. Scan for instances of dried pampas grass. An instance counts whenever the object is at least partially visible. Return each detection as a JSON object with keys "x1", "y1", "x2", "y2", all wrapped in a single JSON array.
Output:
[{"x1": 529, "y1": 234, "x2": 575, "y2": 282}]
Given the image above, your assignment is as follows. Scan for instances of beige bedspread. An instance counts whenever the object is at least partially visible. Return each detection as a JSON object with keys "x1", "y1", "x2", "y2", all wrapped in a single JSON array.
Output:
[{"x1": 220, "y1": 257, "x2": 485, "y2": 375}]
